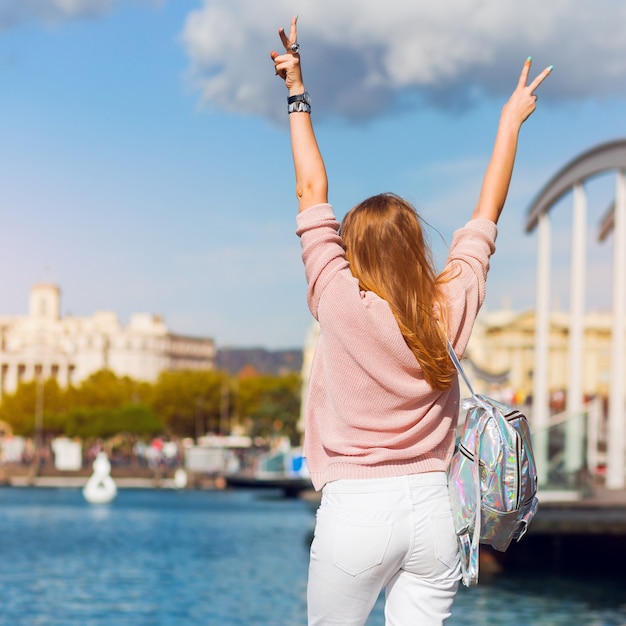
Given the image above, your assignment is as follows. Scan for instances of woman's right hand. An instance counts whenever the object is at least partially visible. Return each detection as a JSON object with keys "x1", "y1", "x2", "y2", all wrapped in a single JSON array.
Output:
[
  {"x1": 270, "y1": 16, "x2": 305, "y2": 94},
  {"x1": 471, "y1": 58, "x2": 552, "y2": 224}
]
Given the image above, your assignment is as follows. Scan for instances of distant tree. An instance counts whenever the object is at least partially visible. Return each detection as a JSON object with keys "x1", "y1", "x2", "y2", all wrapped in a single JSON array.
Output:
[
  {"x1": 0, "y1": 369, "x2": 304, "y2": 443},
  {"x1": 0, "y1": 372, "x2": 158, "y2": 438},
  {"x1": 149, "y1": 370, "x2": 227, "y2": 438},
  {"x1": 64, "y1": 405, "x2": 163, "y2": 439},
  {"x1": 0, "y1": 378, "x2": 65, "y2": 437},
  {"x1": 64, "y1": 369, "x2": 151, "y2": 409},
  {"x1": 236, "y1": 373, "x2": 301, "y2": 445}
]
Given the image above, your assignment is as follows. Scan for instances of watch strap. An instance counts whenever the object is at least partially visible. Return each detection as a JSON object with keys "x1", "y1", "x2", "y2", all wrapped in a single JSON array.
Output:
[
  {"x1": 288, "y1": 92, "x2": 309, "y2": 105},
  {"x1": 287, "y1": 91, "x2": 311, "y2": 114}
]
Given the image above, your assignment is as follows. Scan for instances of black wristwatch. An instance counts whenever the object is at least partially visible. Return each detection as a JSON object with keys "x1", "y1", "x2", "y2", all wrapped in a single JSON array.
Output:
[{"x1": 287, "y1": 91, "x2": 311, "y2": 114}]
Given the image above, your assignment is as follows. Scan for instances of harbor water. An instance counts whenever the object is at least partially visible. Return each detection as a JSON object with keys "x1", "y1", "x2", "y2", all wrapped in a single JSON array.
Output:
[{"x1": 0, "y1": 487, "x2": 624, "y2": 626}]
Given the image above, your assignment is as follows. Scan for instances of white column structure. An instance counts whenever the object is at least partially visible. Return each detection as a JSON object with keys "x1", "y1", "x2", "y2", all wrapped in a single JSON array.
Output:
[
  {"x1": 606, "y1": 170, "x2": 626, "y2": 489},
  {"x1": 525, "y1": 139, "x2": 626, "y2": 490},
  {"x1": 533, "y1": 213, "x2": 551, "y2": 485},
  {"x1": 58, "y1": 363, "x2": 70, "y2": 388},
  {"x1": 4, "y1": 363, "x2": 18, "y2": 393},
  {"x1": 565, "y1": 183, "x2": 587, "y2": 474}
]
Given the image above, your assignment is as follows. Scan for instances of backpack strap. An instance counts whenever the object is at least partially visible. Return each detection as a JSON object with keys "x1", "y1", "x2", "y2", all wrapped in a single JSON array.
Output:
[
  {"x1": 447, "y1": 339, "x2": 484, "y2": 581},
  {"x1": 447, "y1": 340, "x2": 475, "y2": 397}
]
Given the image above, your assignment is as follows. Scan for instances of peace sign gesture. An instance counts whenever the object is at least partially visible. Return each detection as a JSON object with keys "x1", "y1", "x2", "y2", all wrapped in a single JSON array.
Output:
[
  {"x1": 471, "y1": 57, "x2": 553, "y2": 224},
  {"x1": 270, "y1": 16, "x2": 304, "y2": 93},
  {"x1": 503, "y1": 57, "x2": 553, "y2": 126}
]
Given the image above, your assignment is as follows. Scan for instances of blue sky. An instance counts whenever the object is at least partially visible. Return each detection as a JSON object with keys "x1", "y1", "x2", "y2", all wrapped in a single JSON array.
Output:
[{"x1": 0, "y1": 0, "x2": 625, "y2": 350}]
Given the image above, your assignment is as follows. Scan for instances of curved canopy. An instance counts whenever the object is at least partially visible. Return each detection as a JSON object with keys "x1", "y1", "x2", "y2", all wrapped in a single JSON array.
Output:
[
  {"x1": 598, "y1": 201, "x2": 615, "y2": 242},
  {"x1": 525, "y1": 139, "x2": 626, "y2": 233}
]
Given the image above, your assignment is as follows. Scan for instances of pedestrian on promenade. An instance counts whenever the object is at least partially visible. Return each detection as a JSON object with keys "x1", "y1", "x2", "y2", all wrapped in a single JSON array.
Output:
[{"x1": 271, "y1": 16, "x2": 551, "y2": 625}]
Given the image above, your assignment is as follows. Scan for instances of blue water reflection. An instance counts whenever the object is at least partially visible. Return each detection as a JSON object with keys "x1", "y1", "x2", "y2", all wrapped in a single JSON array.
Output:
[
  {"x1": 0, "y1": 488, "x2": 624, "y2": 625},
  {"x1": 0, "y1": 488, "x2": 309, "y2": 625}
]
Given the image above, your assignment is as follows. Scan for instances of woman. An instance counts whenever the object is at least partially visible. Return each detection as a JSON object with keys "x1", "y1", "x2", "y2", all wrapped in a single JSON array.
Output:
[{"x1": 271, "y1": 17, "x2": 551, "y2": 626}]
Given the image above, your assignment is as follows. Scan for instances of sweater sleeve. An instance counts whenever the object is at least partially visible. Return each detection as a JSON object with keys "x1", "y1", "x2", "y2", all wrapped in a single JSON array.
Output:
[
  {"x1": 296, "y1": 203, "x2": 349, "y2": 320},
  {"x1": 441, "y1": 218, "x2": 498, "y2": 355}
]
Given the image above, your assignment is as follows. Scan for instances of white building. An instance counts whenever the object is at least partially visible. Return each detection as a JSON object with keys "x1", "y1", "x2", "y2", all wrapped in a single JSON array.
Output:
[{"x1": 0, "y1": 284, "x2": 215, "y2": 397}]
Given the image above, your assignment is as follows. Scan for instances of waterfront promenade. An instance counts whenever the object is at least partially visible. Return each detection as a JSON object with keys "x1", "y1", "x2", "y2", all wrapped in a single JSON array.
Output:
[
  {"x1": 536, "y1": 485, "x2": 626, "y2": 533},
  {"x1": 0, "y1": 462, "x2": 220, "y2": 490},
  {"x1": 473, "y1": 485, "x2": 626, "y2": 577}
]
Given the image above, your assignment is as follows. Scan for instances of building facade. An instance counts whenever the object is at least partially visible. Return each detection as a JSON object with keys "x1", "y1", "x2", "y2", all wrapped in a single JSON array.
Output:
[
  {"x1": 0, "y1": 284, "x2": 215, "y2": 397},
  {"x1": 466, "y1": 308, "x2": 612, "y2": 403}
]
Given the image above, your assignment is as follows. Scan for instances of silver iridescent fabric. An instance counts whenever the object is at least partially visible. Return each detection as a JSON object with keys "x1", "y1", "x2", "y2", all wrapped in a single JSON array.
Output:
[{"x1": 447, "y1": 347, "x2": 539, "y2": 587}]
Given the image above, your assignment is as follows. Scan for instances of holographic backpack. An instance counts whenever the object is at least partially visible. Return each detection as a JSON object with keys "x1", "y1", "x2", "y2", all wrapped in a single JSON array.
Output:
[{"x1": 447, "y1": 344, "x2": 539, "y2": 587}]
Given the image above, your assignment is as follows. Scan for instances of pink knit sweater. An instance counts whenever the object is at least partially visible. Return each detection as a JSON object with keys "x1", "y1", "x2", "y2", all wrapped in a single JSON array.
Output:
[{"x1": 296, "y1": 203, "x2": 497, "y2": 491}]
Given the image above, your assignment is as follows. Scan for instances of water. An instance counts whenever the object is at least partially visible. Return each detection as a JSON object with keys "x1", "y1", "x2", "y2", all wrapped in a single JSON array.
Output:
[{"x1": 0, "y1": 487, "x2": 624, "y2": 626}]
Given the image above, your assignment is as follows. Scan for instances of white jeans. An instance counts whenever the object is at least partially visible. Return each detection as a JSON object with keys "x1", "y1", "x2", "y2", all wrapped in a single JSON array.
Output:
[{"x1": 307, "y1": 473, "x2": 461, "y2": 626}]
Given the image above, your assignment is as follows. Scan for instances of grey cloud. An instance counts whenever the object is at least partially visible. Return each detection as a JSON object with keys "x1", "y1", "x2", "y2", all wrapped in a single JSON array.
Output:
[{"x1": 181, "y1": 0, "x2": 626, "y2": 121}]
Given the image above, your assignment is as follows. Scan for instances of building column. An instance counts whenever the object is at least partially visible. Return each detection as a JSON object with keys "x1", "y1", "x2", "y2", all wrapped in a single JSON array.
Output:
[
  {"x1": 565, "y1": 183, "x2": 586, "y2": 476},
  {"x1": 533, "y1": 212, "x2": 551, "y2": 486},
  {"x1": 42, "y1": 363, "x2": 53, "y2": 380},
  {"x1": 4, "y1": 362, "x2": 18, "y2": 394},
  {"x1": 24, "y1": 363, "x2": 35, "y2": 382},
  {"x1": 607, "y1": 170, "x2": 626, "y2": 489},
  {"x1": 57, "y1": 363, "x2": 70, "y2": 388}
]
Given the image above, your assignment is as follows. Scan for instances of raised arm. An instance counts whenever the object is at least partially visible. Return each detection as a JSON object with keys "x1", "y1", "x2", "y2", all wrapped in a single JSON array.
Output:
[
  {"x1": 271, "y1": 17, "x2": 328, "y2": 213},
  {"x1": 472, "y1": 58, "x2": 553, "y2": 223}
]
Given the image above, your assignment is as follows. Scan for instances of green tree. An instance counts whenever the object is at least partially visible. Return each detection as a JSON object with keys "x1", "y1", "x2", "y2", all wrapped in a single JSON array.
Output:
[
  {"x1": 0, "y1": 378, "x2": 65, "y2": 437},
  {"x1": 0, "y1": 371, "x2": 158, "y2": 439},
  {"x1": 149, "y1": 370, "x2": 227, "y2": 438},
  {"x1": 64, "y1": 369, "x2": 151, "y2": 409},
  {"x1": 0, "y1": 368, "x2": 303, "y2": 444},
  {"x1": 236, "y1": 373, "x2": 301, "y2": 445},
  {"x1": 64, "y1": 405, "x2": 163, "y2": 439}
]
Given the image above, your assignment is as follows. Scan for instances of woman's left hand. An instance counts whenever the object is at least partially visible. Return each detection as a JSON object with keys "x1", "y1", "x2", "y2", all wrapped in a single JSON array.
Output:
[{"x1": 270, "y1": 16, "x2": 305, "y2": 94}]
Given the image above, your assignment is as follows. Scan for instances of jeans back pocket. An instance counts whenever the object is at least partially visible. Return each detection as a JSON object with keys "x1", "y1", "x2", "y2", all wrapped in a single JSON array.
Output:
[{"x1": 333, "y1": 519, "x2": 394, "y2": 577}]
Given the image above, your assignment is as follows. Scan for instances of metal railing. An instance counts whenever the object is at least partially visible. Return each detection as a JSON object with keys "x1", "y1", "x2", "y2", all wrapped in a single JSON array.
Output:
[{"x1": 528, "y1": 397, "x2": 605, "y2": 491}]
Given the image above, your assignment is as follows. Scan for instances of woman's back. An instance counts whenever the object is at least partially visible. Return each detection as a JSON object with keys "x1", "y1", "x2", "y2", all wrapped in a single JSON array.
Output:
[{"x1": 297, "y1": 203, "x2": 497, "y2": 491}]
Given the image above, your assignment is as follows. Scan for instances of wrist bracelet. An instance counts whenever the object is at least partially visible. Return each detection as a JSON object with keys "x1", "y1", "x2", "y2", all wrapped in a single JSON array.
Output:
[{"x1": 287, "y1": 91, "x2": 311, "y2": 114}]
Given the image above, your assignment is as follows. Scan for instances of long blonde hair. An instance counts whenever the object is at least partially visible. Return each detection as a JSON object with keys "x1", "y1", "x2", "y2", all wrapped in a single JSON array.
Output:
[{"x1": 340, "y1": 193, "x2": 455, "y2": 390}]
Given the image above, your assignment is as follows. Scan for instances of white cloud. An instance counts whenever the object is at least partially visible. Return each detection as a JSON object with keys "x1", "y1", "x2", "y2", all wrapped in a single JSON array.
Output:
[{"x1": 181, "y1": 0, "x2": 626, "y2": 121}]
